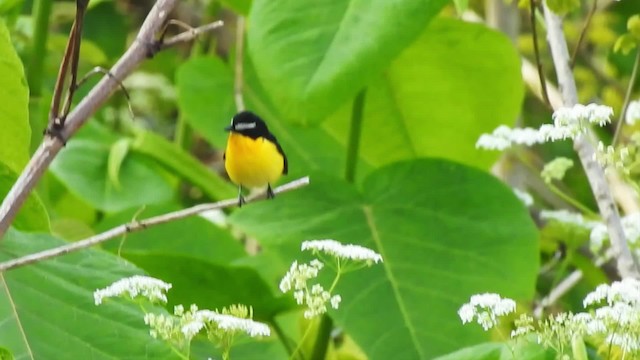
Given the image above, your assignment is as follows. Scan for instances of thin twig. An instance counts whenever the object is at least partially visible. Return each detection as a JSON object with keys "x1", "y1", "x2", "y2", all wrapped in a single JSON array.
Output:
[
  {"x1": 543, "y1": 1, "x2": 639, "y2": 278},
  {"x1": 234, "y1": 16, "x2": 246, "y2": 112},
  {"x1": 0, "y1": 0, "x2": 223, "y2": 238},
  {"x1": 529, "y1": 0, "x2": 551, "y2": 107},
  {"x1": 613, "y1": 47, "x2": 640, "y2": 146},
  {"x1": 154, "y1": 20, "x2": 224, "y2": 52},
  {"x1": 570, "y1": 0, "x2": 598, "y2": 68},
  {"x1": 534, "y1": 252, "x2": 611, "y2": 318},
  {"x1": 0, "y1": 177, "x2": 309, "y2": 272}
]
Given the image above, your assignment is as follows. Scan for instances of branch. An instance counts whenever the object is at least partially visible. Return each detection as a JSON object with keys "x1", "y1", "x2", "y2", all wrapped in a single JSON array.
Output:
[
  {"x1": 0, "y1": 0, "x2": 223, "y2": 239},
  {"x1": 533, "y1": 252, "x2": 611, "y2": 317},
  {"x1": 0, "y1": 177, "x2": 310, "y2": 272},
  {"x1": 234, "y1": 16, "x2": 246, "y2": 112},
  {"x1": 543, "y1": 2, "x2": 639, "y2": 278}
]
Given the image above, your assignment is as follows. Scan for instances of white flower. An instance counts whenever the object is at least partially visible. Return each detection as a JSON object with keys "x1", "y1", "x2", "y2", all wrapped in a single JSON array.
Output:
[
  {"x1": 540, "y1": 210, "x2": 601, "y2": 230},
  {"x1": 94, "y1": 275, "x2": 172, "y2": 305},
  {"x1": 301, "y1": 239, "x2": 383, "y2": 264},
  {"x1": 181, "y1": 319, "x2": 205, "y2": 339},
  {"x1": 590, "y1": 213, "x2": 640, "y2": 256},
  {"x1": 279, "y1": 260, "x2": 322, "y2": 293},
  {"x1": 626, "y1": 100, "x2": 640, "y2": 125},
  {"x1": 584, "y1": 278, "x2": 640, "y2": 307},
  {"x1": 196, "y1": 310, "x2": 270, "y2": 337},
  {"x1": 458, "y1": 293, "x2": 516, "y2": 331},
  {"x1": 330, "y1": 295, "x2": 342, "y2": 309},
  {"x1": 553, "y1": 104, "x2": 613, "y2": 127},
  {"x1": 513, "y1": 188, "x2": 533, "y2": 207},
  {"x1": 477, "y1": 104, "x2": 613, "y2": 153},
  {"x1": 475, "y1": 125, "x2": 545, "y2": 150}
]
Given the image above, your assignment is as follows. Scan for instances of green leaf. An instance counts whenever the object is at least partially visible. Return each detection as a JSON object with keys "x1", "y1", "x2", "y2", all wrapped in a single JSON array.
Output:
[
  {"x1": 453, "y1": 0, "x2": 469, "y2": 14},
  {"x1": 0, "y1": 162, "x2": 49, "y2": 232},
  {"x1": 95, "y1": 203, "x2": 245, "y2": 263},
  {"x1": 95, "y1": 204, "x2": 292, "y2": 320},
  {"x1": 107, "y1": 138, "x2": 131, "y2": 190},
  {"x1": 176, "y1": 57, "x2": 236, "y2": 147},
  {"x1": 434, "y1": 341, "x2": 554, "y2": 360},
  {"x1": 50, "y1": 139, "x2": 174, "y2": 212},
  {"x1": 614, "y1": 34, "x2": 637, "y2": 55},
  {"x1": 130, "y1": 128, "x2": 236, "y2": 200},
  {"x1": 325, "y1": 19, "x2": 524, "y2": 169},
  {"x1": 221, "y1": 0, "x2": 252, "y2": 15},
  {"x1": 546, "y1": 0, "x2": 580, "y2": 15},
  {"x1": 229, "y1": 159, "x2": 539, "y2": 358},
  {"x1": 247, "y1": 0, "x2": 449, "y2": 123},
  {"x1": 126, "y1": 254, "x2": 294, "y2": 321},
  {"x1": 0, "y1": 347, "x2": 13, "y2": 360},
  {"x1": 628, "y1": 15, "x2": 640, "y2": 41},
  {"x1": 0, "y1": 229, "x2": 176, "y2": 359},
  {"x1": 0, "y1": 19, "x2": 30, "y2": 173}
]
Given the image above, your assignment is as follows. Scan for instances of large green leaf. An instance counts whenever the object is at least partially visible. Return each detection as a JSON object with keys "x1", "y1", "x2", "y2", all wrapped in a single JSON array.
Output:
[
  {"x1": 229, "y1": 159, "x2": 539, "y2": 358},
  {"x1": 0, "y1": 229, "x2": 176, "y2": 359},
  {"x1": 50, "y1": 139, "x2": 175, "y2": 212},
  {"x1": 323, "y1": 19, "x2": 524, "y2": 169},
  {"x1": 247, "y1": 0, "x2": 449, "y2": 123},
  {"x1": 176, "y1": 56, "x2": 236, "y2": 147},
  {"x1": 0, "y1": 163, "x2": 49, "y2": 232},
  {"x1": 50, "y1": 123, "x2": 174, "y2": 212},
  {"x1": 95, "y1": 203, "x2": 245, "y2": 263},
  {"x1": 0, "y1": 20, "x2": 30, "y2": 173},
  {"x1": 95, "y1": 204, "x2": 293, "y2": 320},
  {"x1": 434, "y1": 341, "x2": 554, "y2": 360}
]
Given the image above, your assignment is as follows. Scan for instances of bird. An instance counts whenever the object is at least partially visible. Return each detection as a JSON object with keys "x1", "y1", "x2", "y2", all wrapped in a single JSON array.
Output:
[{"x1": 224, "y1": 111, "x2": 288, "y2": 206}]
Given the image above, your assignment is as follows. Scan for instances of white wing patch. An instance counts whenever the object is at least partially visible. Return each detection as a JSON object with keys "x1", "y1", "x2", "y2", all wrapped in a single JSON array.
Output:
[{"x1": 235, "y1": 122, "x2": 257, "y2": 131}]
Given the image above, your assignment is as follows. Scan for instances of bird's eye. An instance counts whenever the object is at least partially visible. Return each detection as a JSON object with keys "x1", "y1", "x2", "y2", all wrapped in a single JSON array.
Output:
[{"x1": 235, "y1": 122, "x2": 257, "y2": 131}]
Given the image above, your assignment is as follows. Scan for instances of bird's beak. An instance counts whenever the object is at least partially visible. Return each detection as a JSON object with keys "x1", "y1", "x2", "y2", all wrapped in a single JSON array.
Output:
[{"x1": 224, "y1": 125, "x2": 234, "y2": 132}]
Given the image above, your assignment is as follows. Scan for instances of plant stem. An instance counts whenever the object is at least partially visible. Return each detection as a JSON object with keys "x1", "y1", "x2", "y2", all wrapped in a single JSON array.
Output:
[
  {"x1": 548, "y1": 184, "x2": 598, "y2": 217},
  {"x1": 345, "y1": 89, "x2": 367, "y2": 183},
  {"x1": 570, "y1": 0, "x2": 598, "y2": 68},
  {"x1": 529, "y1": 0, "x2": 551, "y2": 107},
  {"x1": 271, "y1": 318, "x2": 296, "y2": 357},
  {"x1": 28, "y1": 0, "x2": 53, "y2": 97},
  {"x1": 310, "y1": 315, "x2": 333, "y2": 360},
  {"x1": 613, "y1": 46, "x2": 640, "y2": 146}
]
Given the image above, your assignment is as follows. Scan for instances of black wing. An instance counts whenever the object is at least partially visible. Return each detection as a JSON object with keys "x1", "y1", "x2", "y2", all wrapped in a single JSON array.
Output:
[{"x1": 266, "y1": 133, "x2": 288, "y2": 175}]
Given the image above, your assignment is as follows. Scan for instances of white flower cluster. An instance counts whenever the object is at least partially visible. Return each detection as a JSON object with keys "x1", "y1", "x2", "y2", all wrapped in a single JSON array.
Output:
[
  {"x1": 144, "y1": 304, "x2": 270, "y2": 346},
  {"x1": 94, "y1": 275, "x2": 172, "y2": 305},
  {"x1": 301, "y1": 239, "x2": 383, "y2": 264},
  {"x1": 594, "y1": 141, "x2": 633, "y2": 174},
  {"x1": 476, "y1": 104, "x2": 614, "y2": 150},
  {"x1": 590, "y1": 213, "x2": 640, "y2": 259},
  {"x1": 626, "y1": 100, "x2": 640, "y2": 125},
  {"x1": 280, "y1": 260, "x2": 341, "y2": 318},
  {"x1": 507, "y1": 278, "x2": 640, "y2": 357},
  {"x1": 540, "y1": 210, "x2": 600, "y2": 230},
  {"x1": 458, "y1": 293, "x2": 516, "y2": 331},
  {"x1": 281, "y1": 239, "x2": 381, "y2": 319}
]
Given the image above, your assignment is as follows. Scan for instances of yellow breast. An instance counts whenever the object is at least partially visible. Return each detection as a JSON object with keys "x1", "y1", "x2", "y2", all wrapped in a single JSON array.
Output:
[{"x1": 224, "y1": 133, "x2": 285, "y2": 188}]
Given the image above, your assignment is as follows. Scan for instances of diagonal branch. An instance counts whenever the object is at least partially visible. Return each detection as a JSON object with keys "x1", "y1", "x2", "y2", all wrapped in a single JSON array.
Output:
[
  {"x1": 0, "y1": 0, "x2": 223, "y2": 239},
  {"x1": 543, "y1": 2, "x2": 639, "y2": 278},
  {"x1": 0, "y1": 177, "x2": 310, "y2": 272}
]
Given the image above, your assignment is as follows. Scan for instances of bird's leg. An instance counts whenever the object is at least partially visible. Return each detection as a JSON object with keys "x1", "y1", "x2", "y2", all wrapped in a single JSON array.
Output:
[
  {"x1": 237, "y1": 185, "x2": 246, "y2": 207},
  {"x1": 267, "y1": 184, "x2": 275, "y2": 199}
]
